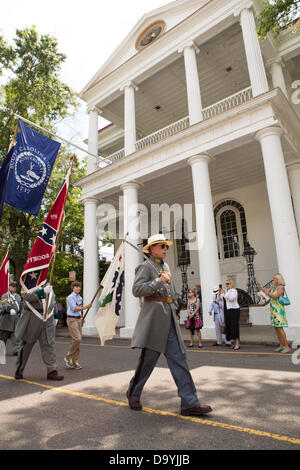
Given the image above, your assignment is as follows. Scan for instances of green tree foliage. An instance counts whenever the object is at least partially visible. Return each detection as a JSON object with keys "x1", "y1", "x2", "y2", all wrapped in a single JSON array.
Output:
[
  {"x1": 0, "y1": 26, "x2": 84, "y2": 287},
  {"x1": 51, "y1": 252, "x2": 110, "y2": 308},
  {"x1": 257, "y1": 0, "x2": 300, "y2": 38}
]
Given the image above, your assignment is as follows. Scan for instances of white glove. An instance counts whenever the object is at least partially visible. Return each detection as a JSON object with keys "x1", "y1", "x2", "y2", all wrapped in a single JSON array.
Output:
[
  {"x1": 44, "y1": 285, "x2": 53, "y2": 295},
  {"x1": 10, "y1": 309, "x2": 16, "y2": 316}
]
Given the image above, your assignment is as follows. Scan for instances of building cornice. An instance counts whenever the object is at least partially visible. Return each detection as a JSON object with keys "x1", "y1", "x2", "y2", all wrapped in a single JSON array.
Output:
[{"x1": 81, "y1": 0, "x2": 246, "y2": 108}]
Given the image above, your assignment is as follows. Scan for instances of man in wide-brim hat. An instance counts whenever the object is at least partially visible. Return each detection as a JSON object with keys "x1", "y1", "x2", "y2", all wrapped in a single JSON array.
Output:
[
  {"x1": 126, "y1": 233, "x2": 213, "y2": 416},
  {"x1": 209, "y1": 285, "x2": 226, "y2": 346},
  {"x1": 142, "y1": 233, "x2": 173, "y2": 254}
]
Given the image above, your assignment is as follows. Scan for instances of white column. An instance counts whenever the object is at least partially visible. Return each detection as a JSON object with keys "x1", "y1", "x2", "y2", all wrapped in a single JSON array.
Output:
[
  {"x1": 267, "y1": 56, "x2": 288, "y2": 98},
  {"x1": 188, "y1": 155, "x2": 221, "y2": 338},
  {"x1": 82, "y1": 197, "x2": 100, "y2": 336},
  {"x1": 178, "y1": 41, "x2": 203, "y2": 125},
  {"x1": 87, "y1": 107, "x2": 99, "y2": 174},
  {"x1": 120, "y1": 182, "x2": 141, "y2": 337},
  {"x1": 235, "y1": 2, "x2": 269, "y2": 97},
  {"x1": 121, "y1": 82, "x2": 138, "y2": 156},
  {"x1": 286, "y1": 162, "x2": 300, "y2": 238},
  {"x1": 256, "y1": 127, "x2": 300, "y2": 340}
]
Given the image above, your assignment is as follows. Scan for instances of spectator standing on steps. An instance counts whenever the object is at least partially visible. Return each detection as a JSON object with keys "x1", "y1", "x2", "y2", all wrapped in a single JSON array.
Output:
[
  {"x1": 209, "y1": 286, "x2": 226, "y2": 346},
  {"x1": 187, "y1": 288, "x2": 203, "y2": 348},
  {"x1": 224, "y1": 279, "x2": 240, "y2": 350}
]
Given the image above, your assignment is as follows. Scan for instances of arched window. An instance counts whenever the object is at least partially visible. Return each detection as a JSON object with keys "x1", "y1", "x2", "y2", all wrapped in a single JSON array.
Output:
[{"x1": 214, "y1": 200, "x2": 248, "y2": 260}]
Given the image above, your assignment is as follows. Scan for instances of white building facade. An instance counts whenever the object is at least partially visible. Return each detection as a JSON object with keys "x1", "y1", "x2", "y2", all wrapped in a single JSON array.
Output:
[{"x1": 77, "y1": 0, "x2": 300, "y2": 341}]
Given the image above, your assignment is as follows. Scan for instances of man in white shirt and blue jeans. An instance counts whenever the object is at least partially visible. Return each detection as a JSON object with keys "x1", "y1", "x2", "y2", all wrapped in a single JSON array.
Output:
[{"x1": 64, "y1": 281, "x2": 91, "y2": 369}]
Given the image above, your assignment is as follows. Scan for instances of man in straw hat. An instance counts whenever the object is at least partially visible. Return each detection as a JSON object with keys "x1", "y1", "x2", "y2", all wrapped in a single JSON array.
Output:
[
  {"x1": 126, "y1": 234, "x2": 212, "y2": 416},
  {"x1": 209, "y1": 285, "x2": 226, "y2": 346}
]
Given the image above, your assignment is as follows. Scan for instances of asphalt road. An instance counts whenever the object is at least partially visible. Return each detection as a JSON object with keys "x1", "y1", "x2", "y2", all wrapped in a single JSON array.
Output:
[{"x1": 0, "y1": 336, "x2": 300, "y2": 454}]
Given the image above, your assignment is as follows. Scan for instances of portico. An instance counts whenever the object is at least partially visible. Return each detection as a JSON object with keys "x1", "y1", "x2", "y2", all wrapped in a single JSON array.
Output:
[{"x1": 78, "y1": 0, "x2": 300, "y2": 340}]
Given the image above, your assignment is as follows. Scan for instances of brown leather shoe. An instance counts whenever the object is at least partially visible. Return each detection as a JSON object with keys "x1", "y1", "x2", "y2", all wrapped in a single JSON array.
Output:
[
  {"x1": 181, "y1": 405, "x2": 213, "y2": 416},
  {"x1": 47, "y1": 370, "x2": 64, "y2": 381},
  {"x1": 126, "y1": 390, "x2": 142, "y2": 411}
]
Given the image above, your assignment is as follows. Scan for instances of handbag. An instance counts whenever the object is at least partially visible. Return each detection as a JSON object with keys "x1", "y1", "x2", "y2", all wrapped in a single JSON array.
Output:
[
  {"x1": 185, "y1": 319, "x2": 191, "y2": 330},
  {"x1": 194, "y1": 315, "x2": 203, "y2": 329},
  {"x1": 278, "y1": 290, "x2": 290, "y2": 306}
]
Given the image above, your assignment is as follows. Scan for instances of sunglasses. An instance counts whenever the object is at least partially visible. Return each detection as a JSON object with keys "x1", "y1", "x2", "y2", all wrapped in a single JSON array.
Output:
[{"x1": 157, "y1": 244, "x2": 169, "y2": 250}]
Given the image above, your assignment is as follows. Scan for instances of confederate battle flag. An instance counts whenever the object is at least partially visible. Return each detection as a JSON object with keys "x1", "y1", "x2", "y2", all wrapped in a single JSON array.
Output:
[
  {"x1": 0, "y1": 251, "x2": 9, "y2": 297},
  {"x1": 20, "y1": 168, "x2": 71, "y2": 293}
]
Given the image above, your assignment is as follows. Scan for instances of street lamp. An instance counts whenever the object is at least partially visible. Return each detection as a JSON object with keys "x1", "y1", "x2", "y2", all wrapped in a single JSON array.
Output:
[
  {"x1": 242, "y1": 242, "x2": 259, "y2": 304},
  {"x1": 176, "y1": 219, "x2": 190, "y2": 306},
  {"x1": 178, "y1": 262, "x2": 189, "y2": 306}
]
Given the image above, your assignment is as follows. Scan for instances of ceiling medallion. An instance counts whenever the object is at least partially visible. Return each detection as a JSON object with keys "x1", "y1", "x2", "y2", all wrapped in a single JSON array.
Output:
[{"x1": 135, "y1": 21, "x2": 166, "y2": 51}]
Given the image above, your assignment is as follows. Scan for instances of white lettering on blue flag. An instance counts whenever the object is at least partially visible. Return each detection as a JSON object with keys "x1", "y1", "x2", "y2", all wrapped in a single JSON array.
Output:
[{"x1": 4, "y1": 120, "x2": 60, "y2": 216}]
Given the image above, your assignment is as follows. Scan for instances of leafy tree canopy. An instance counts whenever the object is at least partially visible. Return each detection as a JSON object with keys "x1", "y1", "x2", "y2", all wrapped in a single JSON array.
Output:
[
  {"x1": 0, "y1": 26, "x2": 85, "y2": 289},
  {"x1": 257, "y1": 0, "x2": 300, "y2": 38}
]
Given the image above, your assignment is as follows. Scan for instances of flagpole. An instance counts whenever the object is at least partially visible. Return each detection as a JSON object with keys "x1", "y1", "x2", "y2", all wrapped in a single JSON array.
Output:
[
  {"x1": 43, "y1": 154, "x2": 77, "y2": 319},
  {"x1": 81, "y1": 283, "x2": 103, "y2": 324},
  {"x1": 81, "y1": 233, "x2": 129, "y2": 324},
  {"x1": 13, "y1": 113, "x2": 111, "y2": 165}
]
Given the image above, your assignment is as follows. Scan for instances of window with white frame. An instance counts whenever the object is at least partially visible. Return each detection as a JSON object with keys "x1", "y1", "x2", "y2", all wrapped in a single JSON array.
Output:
[{"x1": 214, "y1": 200, "x2": 248, "y2": 260}]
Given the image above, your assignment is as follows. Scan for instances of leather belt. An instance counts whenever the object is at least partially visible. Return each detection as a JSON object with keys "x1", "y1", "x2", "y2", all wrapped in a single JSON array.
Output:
[{"x1": 144, "y1": 297, "x2": 174, "y2": 303}]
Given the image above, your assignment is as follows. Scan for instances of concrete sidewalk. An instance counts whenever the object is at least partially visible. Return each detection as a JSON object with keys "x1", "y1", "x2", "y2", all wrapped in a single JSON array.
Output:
[{"x1": 56, "y1": 324, "x2": 282, "y2": 346}]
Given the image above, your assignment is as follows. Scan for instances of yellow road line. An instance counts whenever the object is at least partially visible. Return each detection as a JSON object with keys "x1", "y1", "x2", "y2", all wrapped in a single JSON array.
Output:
[
  {"x1": 56, "y1": 341, "x2": 292, "y2": 356},
  {"x1": 1, "y1": 373, "x2": 299, "y2": 446}
]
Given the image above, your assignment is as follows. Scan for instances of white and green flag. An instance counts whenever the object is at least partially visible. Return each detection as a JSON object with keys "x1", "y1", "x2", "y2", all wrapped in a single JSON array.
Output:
[{"x1": 94, "y1": 242, "x2": 125, "y2": 345}]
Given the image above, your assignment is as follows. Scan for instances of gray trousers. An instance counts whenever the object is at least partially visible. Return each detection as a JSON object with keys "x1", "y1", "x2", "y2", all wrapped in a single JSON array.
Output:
[
  {"x1": 0, "y1": 330, "x2": 23, "y2": 354},
  {"x1": 129, "y1": 317, "x2": 200, "y2": 410},
  {"x1": 16, "y1": 322, "x2": 58, "y2": 376}
]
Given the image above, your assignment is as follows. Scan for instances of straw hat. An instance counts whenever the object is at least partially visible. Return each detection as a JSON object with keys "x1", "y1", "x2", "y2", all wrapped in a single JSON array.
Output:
[
  {"x1": 212, "y1": 286, "x2": 219, "y2": 294},
  {"x1": 143, "y1": 233, "x2": 173, "y2": 254}
]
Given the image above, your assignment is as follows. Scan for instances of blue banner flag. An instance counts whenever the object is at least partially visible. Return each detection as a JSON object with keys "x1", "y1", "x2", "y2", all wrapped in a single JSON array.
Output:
[
  {"x1": 0, "y1": 145, "x2": 14, "y2": 221},
  {"x1": 4, "y1": 120, "x2": 60, "y2": 216}
]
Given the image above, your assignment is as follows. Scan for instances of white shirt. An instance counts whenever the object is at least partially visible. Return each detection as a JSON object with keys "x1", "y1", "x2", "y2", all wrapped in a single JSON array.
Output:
[{"x1": 224, "y1": 288, "x2": 239, "y2": 309}]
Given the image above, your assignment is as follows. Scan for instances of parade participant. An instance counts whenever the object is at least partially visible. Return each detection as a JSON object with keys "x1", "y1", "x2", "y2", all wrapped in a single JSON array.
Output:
[
  {"x1": 0, "y1": 281, "x2": 23, "y2": 355},
  {"x1": 14, "y1": 284, "x2": 64, "y2": 380},
  {"x1": 127, "y1": 234, "x2": 212, "y2": 416},
  {"x1": 64, "y1": 281, "x2": 92, "y2": 370}
]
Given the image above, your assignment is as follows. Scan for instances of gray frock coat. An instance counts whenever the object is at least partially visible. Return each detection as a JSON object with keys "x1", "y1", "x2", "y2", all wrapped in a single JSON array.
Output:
[
  {"x1": 15, "y1": 291, "x2": 56, "y2": 344},
  {"x1": 0, "y1": 292, "x2": 22, "y2": 333},
  {"x1": 131, "y1": 257, "x2": 186, "y2": 355}
]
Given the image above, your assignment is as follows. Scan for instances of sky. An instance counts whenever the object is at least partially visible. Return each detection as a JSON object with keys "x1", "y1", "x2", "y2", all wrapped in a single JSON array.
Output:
[
  {"x1": 2, "y1": 0, "x2": 174, "y2": 259},
  {"x1": 1, "y1": 0, "x2": 173, "y2": 146}
]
